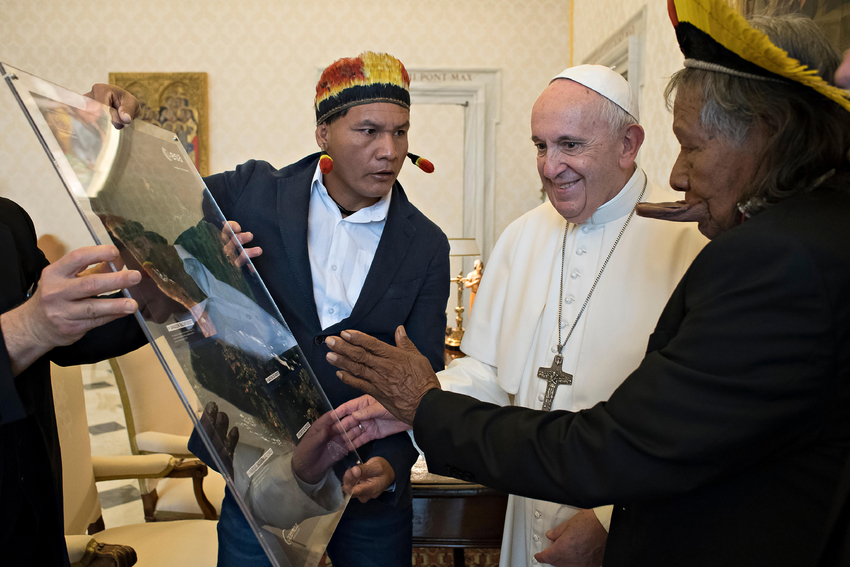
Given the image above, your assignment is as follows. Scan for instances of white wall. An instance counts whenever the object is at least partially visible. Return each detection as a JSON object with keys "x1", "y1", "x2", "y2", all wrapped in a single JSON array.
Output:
[
  {"x1": 0, "y1": 0, "x2": 570, "y2": 249},
  {"x1": 573, "y1": 0, "x2": 684, "y2": 197}
]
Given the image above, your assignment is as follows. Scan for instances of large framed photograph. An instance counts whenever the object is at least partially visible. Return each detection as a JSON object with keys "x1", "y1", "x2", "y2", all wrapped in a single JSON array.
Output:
[
  {"x1": 108, "y1": 72, "x2": 210, "y2": 176},
  {"x1": 5, "y1": 62, "x2": 358, "y2": 567}
]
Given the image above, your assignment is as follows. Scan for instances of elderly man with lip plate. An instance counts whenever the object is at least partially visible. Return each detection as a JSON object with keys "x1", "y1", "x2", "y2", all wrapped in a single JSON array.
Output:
[{"x1": 326, "y1": 2, "x2": 850, "y2": 566}]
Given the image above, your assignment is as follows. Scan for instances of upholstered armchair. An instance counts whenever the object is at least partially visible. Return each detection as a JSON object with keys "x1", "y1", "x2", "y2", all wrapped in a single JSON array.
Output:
[
  {"x1": 52, "y1": 363, "x2": 219, "y2": 567},
  {"x1": 109, "y1": 340, "x2": 226, "y2": 521}
]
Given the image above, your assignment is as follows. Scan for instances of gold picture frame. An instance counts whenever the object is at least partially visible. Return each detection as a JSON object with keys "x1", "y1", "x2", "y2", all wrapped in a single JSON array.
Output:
[{"x1": 108, "y1": 72, "x2": 209, "y2": 176}]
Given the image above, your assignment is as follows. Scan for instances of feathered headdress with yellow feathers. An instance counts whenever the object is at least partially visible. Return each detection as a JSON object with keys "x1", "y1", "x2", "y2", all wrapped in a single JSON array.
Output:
[
  {"x1": 314, "y1": 51, "x2": 434, "y2": 174},
  {"x1": 668, "y1": 0, "x2": 850, "y2": 112},
  {"x1": 315, "y1": 52, "x2": 411, "y2": 125}
]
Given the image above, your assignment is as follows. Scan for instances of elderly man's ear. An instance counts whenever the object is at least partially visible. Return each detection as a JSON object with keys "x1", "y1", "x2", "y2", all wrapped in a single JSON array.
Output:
[{"x1": 619, "y1": 124, "x2": 645, "y2": 169}]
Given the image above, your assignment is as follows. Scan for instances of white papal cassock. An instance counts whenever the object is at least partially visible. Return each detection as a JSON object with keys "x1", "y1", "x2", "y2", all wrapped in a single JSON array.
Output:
[{"x1": 437, "y1": 168, "x2": 706, "y2": 566}]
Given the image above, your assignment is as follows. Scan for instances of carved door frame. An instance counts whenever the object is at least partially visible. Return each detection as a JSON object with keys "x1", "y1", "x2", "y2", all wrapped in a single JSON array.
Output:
[{"x1": 407, "y1": 69, "x2": 501, "y2": 262}]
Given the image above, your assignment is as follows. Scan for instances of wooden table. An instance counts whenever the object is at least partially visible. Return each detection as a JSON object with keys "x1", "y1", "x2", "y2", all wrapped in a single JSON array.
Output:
[{"x1": 411, "y1": 457, "x2": 508, "y2": 566}]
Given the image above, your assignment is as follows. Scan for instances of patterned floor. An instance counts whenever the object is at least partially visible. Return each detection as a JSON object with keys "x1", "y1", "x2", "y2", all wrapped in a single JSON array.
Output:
[
  {"x1": 82, "y1": 361, "x2": 146, "y2": 527},
  {"x1": 318, "y1": 548, "x2": 500, "y2": 566}
]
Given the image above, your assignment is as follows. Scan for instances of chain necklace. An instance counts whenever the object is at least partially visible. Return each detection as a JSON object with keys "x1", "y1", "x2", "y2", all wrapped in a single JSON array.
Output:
[
  {"x1": 328, "y1": 193, "x2": 358, "y2": 217},
  {"x1": 537, "y1": 175, "x2": 647, "y2": 411}
]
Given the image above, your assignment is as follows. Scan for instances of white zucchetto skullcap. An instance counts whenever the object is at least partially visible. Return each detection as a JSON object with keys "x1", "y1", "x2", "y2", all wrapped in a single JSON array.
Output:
[{"x1": 551, "y1": 64, "x2": 640, "y2": 122}]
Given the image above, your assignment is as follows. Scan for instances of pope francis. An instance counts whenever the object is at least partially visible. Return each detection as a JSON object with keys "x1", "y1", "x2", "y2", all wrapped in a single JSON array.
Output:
[{"x1": 339, "y1": 64, "x2": 706, "y2": 566}]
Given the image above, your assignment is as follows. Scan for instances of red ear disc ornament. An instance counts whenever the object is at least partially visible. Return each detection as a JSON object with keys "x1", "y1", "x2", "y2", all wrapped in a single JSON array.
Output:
[
  {"x1": 407, "y1": 152, "x2": 434, "y2": 173},
  {"x1": 319, "y1": 154, "x2": 334, "y2": 174}
]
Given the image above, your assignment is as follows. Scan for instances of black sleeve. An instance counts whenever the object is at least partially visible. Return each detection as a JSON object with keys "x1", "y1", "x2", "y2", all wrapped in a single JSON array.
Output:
[
  {"x1": 413, "y1": 229, "x2": 842, "y2": 507},
  {"x1": 402, "y1": 233, "x2": 450, "y2": 374},
  {"x1": 0, "y1": 199, "x2": 51, "y2": 423},
  {"x1": 48, "y1": 310, "x2": 146, "y2": 367},
  {"x1": 0, "y1": 320, "x2": 28, "y2": 423}
]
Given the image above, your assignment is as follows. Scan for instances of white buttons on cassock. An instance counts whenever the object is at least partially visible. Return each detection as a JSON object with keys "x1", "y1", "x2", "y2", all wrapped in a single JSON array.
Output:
[
  {"x1": 550, "y1": 346, "x2": 558, "y2": 353},
  {"x1": 533, "y1": 534, "x2": 540, "y2": 542},
  {"x1": 534, "y1": 510, "x2": 542, "y2": 519},
  {"x1": 581, "y1": 226, "x2": 590, "y2": 233},
  {"x1": 331, "y1": 264, "x2": 338, "y2": 271},
  {"x1": 328, "y1": 308, "x2": 334, "y2": 314},
  {"x1": 565, "y1": 296, "x2": 574, "y2": 304},
  {"x1": 570, "y1": 271, "x2": 580, "y2": 279},
  {"x1": 538, "y1": 394, "x2": 544, "y2": 402},
  {"x1": 576, "y1": 247, "x2": 586, "y2": 255},
  {"x1": 560, "y1": 320, "x2": 568, "y2": 329}
]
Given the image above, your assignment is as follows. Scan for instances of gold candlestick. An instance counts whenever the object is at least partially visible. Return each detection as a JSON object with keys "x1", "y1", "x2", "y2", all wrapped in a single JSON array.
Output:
[
  {"x1": 445, "y1": 238, "x2": 481, "y2": 350},
  {"x1": 446, "y1": 270, "x2": 467, "y2": 349}
]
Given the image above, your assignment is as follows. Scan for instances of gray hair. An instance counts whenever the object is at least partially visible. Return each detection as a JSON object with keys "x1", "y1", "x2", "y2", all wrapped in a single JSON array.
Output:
[
  {"x1": 597, "y1": 94, "x2": 639, "y2": 137},
  {"x1": 664, "y1": 13, "x2": 850, "y2": 213}
]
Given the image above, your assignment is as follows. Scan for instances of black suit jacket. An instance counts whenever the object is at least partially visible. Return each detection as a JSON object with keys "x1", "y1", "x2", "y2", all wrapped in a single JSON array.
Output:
[
  {"x1": 413, "y1": 187, "x2": 850, "y2": 566},
  {"x1": 0, "y1": 198, "x2": 145, "y2": 566},
  {"x1": 201, "y1": 154, "x2": 450, "y2": 509}
]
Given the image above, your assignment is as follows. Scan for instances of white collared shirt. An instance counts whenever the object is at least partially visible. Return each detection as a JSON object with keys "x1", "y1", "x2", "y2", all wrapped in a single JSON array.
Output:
[{"x1": 308, "y1": 163, "x2": 392, "y2": 329}]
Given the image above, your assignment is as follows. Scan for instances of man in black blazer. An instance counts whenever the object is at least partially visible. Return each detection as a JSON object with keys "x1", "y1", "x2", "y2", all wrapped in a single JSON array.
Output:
[
  {"x1": 323, "y1": 10, "x2": 850, "y2": 567},
  {"x1": 190, "y1": 52, "x2": 450, "y2": 567},
  {"x1": 0, "y1": 197, "x2": 146, "y2": 566}
]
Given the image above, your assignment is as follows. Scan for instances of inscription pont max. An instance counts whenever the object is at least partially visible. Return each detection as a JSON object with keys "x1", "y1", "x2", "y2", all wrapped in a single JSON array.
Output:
[{"x1": 409, "y1": 72, "x2": 474, "y2": 82}]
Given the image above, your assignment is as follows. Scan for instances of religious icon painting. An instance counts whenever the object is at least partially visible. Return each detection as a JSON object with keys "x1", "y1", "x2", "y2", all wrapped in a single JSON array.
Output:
[{"x1": 109, "y1": 72, "x2": 210, "y2": 176}]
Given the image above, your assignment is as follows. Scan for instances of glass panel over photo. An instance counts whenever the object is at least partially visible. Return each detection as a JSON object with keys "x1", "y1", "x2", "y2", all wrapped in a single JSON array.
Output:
[{"x1": 2, "y1": 62, "x2": 361, "y2": 567}]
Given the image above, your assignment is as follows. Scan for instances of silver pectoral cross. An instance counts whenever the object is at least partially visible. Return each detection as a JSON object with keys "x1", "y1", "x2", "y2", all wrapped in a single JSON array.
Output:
[{"x1": 537, "y1": 354, "x2": 573, "y2": 411}]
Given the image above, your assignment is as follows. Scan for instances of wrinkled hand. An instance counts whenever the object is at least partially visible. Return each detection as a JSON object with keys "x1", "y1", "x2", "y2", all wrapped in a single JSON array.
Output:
[
  {"x1": 335, "y1": 395, "x2": 410, "y2": 446},
  {"x1": 199, "y1": 401, "x2": 239, "y2": 477},
  {"x1": 221, "y1": 220, "x2": 263, "y2": 270},
  {"x1": 291, "y1": 409, "x2": 354, "y2": 485},
  {"x1": 341, "y1": 457, "x2": 395, "y2": 503},
  {"x1": 83, "y1": 84, "x2": 140, "y2": 129},
  {"x1": 325, "y1": 326, "x2": 441, "y2": 425},
  {"x1": 534, "y1": 509, "x2": 607, "y2": 567}
]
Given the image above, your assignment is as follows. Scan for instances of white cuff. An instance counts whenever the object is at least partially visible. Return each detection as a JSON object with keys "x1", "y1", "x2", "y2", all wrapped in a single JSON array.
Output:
[{"x1": 593, "y1": 505, "x2": 613, "y2": 532}]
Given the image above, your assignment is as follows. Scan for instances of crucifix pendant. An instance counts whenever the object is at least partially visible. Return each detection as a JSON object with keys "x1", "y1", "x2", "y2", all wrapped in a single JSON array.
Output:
[{"x1": 536, "y1": 354, "x2": 573, "y2": 411}]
